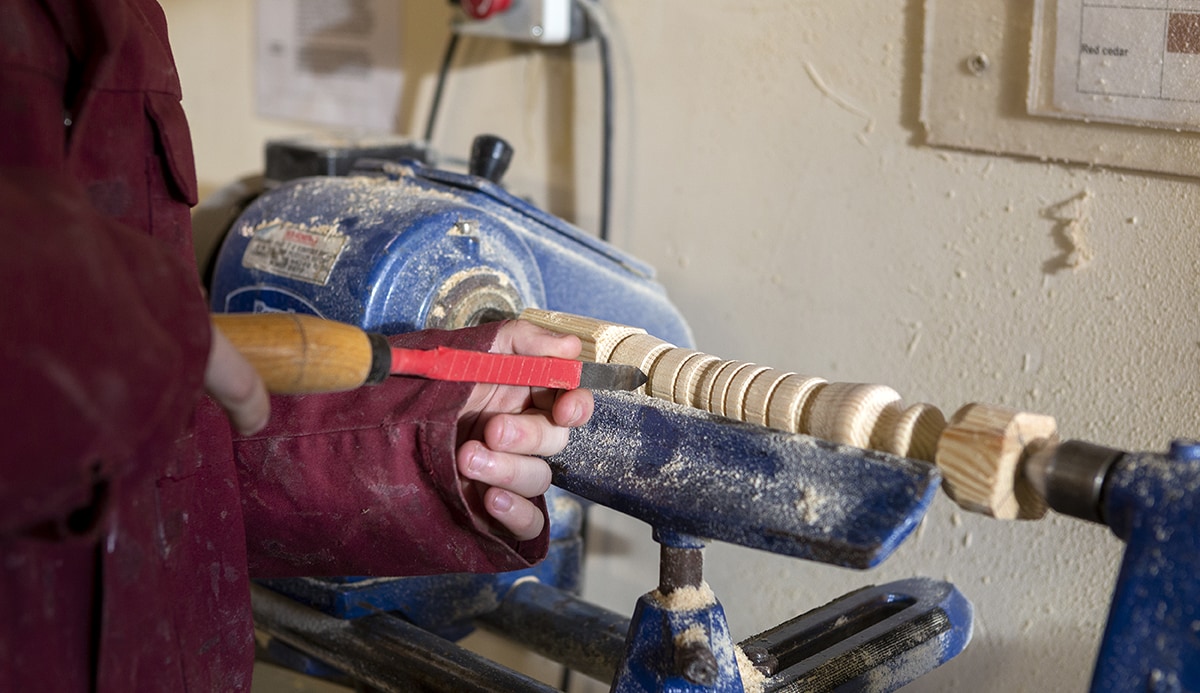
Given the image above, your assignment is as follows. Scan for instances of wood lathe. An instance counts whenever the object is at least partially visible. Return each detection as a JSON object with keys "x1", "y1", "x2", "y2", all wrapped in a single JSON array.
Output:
[
  {"x1": 203, "y1": 135, "x2": 1194, "y2": 692},
  {"x1": 206, "y1": 136, "x2": 970, "y2": 692}
]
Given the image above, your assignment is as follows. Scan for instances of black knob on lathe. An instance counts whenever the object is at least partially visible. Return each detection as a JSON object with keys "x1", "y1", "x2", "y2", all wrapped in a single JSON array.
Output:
[{"x1": 469, "y1": 134, "x2": 513, "y2": 183}]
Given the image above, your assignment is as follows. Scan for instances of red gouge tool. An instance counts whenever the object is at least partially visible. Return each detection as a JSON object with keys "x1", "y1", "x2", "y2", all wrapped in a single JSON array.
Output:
[{"x1": 212, "y1": 313, "x2": 648, "y2": 395}]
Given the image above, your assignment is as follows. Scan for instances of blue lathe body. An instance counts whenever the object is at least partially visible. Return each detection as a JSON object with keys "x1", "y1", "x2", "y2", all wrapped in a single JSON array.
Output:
[{"x1": 209, "y1": 138, "x2": 1193, "y2": 692}]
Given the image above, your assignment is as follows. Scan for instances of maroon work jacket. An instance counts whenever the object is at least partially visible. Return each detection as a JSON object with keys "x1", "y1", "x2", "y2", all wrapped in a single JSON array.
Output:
[{"x1": 0, "y1": 2, "x2": 547, "y2": 690}]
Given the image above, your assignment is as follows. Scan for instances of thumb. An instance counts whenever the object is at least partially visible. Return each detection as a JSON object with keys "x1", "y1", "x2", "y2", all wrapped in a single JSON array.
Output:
[{"x1": 205, "y1": 326, "x2": 270, "y2": 435}]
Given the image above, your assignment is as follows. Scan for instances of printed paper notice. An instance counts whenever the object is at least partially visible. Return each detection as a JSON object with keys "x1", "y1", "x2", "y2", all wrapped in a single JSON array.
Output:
[
  {"x1": 255, "y1": 0, "x2": 402, "y2": 132},
  {"x1": 1031, "y1": 0, "x2": 1200, "y2": 131}
]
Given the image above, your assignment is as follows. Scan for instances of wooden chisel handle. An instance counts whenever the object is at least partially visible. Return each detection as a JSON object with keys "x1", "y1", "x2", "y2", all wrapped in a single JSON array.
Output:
[{"x1": 211, "y1": 313, "x2": 388, "y2": 394}]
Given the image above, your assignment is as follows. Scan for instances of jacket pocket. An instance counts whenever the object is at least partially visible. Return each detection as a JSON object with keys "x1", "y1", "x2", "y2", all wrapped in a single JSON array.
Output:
[{"x1": 144, "y1": 90, "x2": 199, "y2": 206}]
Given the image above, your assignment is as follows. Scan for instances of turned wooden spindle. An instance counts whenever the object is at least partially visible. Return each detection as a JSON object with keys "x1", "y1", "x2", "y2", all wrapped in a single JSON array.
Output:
[
  {"x1": 519, "y1": 309, "x2": 1056, "y2": 520},
  {"x1": 518, "y1": 309, "x2": 647, "y2": 363}
]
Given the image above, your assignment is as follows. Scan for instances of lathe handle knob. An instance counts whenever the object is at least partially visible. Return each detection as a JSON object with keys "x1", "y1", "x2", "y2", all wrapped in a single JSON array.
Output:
[{"x1": 470, "y1": 134, "x2": 514, "y2": 183}]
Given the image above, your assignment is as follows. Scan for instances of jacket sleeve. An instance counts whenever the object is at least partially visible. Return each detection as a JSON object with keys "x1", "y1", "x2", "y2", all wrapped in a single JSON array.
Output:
[
  {"x1": 0, "y1": 6, "x2": 211, "y2": 536},
  {"x1": 235, "y1": 321, "x2": 552, "y2": 578},
  {"x1": 0, "y1": 170, "x2": 211, "y2": 535}
]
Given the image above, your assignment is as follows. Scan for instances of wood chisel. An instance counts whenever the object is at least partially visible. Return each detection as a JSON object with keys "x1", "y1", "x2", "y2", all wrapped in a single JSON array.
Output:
[{"x1": 211, "y1": 313, "x2": 648, "y2": 395}]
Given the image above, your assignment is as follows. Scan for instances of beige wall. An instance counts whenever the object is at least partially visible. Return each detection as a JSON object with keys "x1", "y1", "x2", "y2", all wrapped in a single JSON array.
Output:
[{"x1": 163, "y1": 1, "x2": 1200, "y2": 690}]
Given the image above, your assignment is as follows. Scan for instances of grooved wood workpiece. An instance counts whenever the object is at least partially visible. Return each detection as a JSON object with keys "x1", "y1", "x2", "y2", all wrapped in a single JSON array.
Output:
[
  {"x1": 520, "y1": 308, "x2": 647, "y2": 363},
  {"x1": 529, "y1": 310, "x2": 1058, "y2": 521},
  {"x1": 608, "y1": 334, "x2": 675, "y2": 395},
  {"x1": 806, "y1": 382, "x2": 903, "y2": 450},
  {"x1": 767, "y1": 375, "x2": 828, "y2": 433},
  {"x1": 709, "y1": 361, "x2": 756, "y2": 417},
  {"x1": 722, "y1": 364, "x2": 771, "y2": 421},
  {"x1": 693, "y1": 360, "x2": 738, "y2": 413},
  {"x1": 648, "y1": 348, "x2": 702, "y2": 402},
  {"x1": 743, "y1": 369, "x2": 794, "y2": 427},
  {"x1": 884, "y1": 403, "x2": 947, "y2": 461},
  {"x1": 870, "y1": 403, "x2": 905, "y2": 453},
  {"x1": 673, "y1": 354, "x2": 723, "y2": 408},
  {"x1": 935, "y1": 403, "x2": 1055, "y2": 520}
]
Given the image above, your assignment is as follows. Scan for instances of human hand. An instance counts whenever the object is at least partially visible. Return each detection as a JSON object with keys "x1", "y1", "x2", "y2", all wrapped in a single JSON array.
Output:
[
  {"x1": 456, "y1": 320, "x2": 595, "y2": 542},
  {"x1": 206, "y1": 326, "x2": 271, "y2": 435}
]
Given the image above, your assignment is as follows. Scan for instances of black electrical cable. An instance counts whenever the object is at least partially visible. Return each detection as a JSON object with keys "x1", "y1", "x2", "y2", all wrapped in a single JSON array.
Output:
[
  {"x1": 426, "y1": 7, "x2": 614, "y2": 243},
  {"x1": 594, "y1": 20, "x2": 614, "y2": 243},
  {"x1": 572, "y1": 0, "x2": 615, "y2": 242},
  {"x1": 424, "y1": 31, "x2": 461, "y2": 145}
]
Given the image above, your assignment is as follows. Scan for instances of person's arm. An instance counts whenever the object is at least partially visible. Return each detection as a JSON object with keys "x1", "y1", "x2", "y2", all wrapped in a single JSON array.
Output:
[
  {"x1": 235, "y1": 319, "x2": 592, "y2": 577},
  {"x1": 0, "y1": 4, "x2": 269, "y2": 535},
  {"x1": 0, "y1": 169, "x2": 212, "y2": 535}
]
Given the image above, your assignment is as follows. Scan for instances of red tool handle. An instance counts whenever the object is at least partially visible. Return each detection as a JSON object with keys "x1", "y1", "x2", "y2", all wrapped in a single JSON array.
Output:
[{"x1": 390, "y1": 346, "x2": 583, "y2": 389}]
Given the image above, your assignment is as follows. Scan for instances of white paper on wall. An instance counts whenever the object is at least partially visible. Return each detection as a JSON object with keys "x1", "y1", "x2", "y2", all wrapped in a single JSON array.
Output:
[
  {"x1": 921, "y1": 0, "x2": 1200, "y2": 179},
  {"x1": 1030, "y1": 0, "x2": 1200, "y2": 131},
  {"x1": 255, "y1": 0, "x2": 403, "y2": 132}
]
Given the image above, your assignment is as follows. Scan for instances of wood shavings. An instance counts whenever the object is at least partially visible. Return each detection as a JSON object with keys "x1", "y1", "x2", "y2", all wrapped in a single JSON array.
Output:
[
  {"x1": 735, "y1": 646, "x2": 767, "y2": 693},
  {"x1": 651, "y1": 582, "x2": 716, "y2": 611},
  {"x1": 803, "y1": 61, "x2": 876, "y2": 136},
  {"x1": 905, "y1": 320, "x2": 923, "y2": 357},
  {"x1": 674, "y1": 624, "x2": 707, "y2": 647},
  {"x1": 1042, "y1": 189, "x2": 1094, "y2": 273}
]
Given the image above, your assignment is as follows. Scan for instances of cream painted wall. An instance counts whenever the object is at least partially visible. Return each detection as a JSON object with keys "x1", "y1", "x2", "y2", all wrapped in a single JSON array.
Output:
[{"x1": 161, "y1": 1, "x2": 1199, "y2": 690}]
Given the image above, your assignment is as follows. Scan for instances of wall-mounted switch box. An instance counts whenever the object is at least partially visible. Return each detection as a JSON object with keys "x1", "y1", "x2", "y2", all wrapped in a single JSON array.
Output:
[{"x1": 453, "y1": 0, "x2": 590, "y2": 45}]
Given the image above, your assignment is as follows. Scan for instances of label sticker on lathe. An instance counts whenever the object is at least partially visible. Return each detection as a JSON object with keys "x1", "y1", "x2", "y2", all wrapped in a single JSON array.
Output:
[{"x1": 241, "y1": 221, "x2": 347, "y2": 285}]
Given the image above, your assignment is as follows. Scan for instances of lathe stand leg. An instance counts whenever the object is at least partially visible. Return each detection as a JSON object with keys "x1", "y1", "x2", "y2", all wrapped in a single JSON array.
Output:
[
  {"x1": 660, "y1": 543, "x2": 704, "y2": 594},
  {"x1": 611, "y1": 531, "x2": 747, "y2": 693},
  {"x1": 659, "y1": 537, "x2": 721, "y2": 686}
]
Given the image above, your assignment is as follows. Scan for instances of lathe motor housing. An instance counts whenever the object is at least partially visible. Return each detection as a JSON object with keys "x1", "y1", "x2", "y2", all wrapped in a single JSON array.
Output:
[{"x1": 209, "y1": 153, "x2": 692, "y2": 348}]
